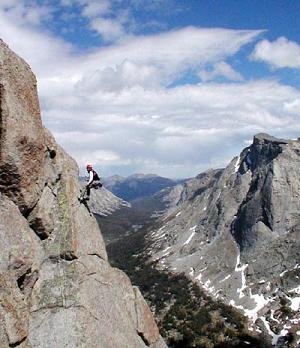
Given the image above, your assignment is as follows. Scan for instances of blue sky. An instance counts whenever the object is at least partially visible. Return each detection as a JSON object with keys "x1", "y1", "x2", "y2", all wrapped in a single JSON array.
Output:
[{"x1": 1, "y1": 0, "x2": 300, "y2": 178}]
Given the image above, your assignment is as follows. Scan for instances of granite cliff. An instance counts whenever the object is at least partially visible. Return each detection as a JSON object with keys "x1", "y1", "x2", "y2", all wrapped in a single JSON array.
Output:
[
  {"x1": 0, "y1": 40, "x2": 165, "y2": 348},
  {"x1": 147, "y1": 134, "x2": 300, "y2": 346}
]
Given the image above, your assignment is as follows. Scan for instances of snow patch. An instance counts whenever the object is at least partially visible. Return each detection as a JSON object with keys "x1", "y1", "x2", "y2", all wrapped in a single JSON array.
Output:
[
  {"x1": 195, "y1": 267, "x2": 207, "y2": 282},
  {"x1": 203, "y1": 206, "x2": 207, "y2": 211},
  {"x1": 152, "y1": 225, "x2": 167, "y2": 238},
  {"x1": 286, "y1": 295, "x2": 300, "y2": 311},
  {"x1": 229, "y1": 299, "x2": 245, "y2": 311},
  {"x1": 183, "y1": 226, "x2": 197, "y2": 246},
  {"x1": 176, "y1": 211, "x2": 181, "y2": 217},
  {"x1": 183, "y1": 231, "x2": 196, "y2": 246},
  {"x1": 162, "y1": 246, "x2": 171, "y2": 257},
  {"x1": 244, "y1": 292, "x2": 271, "y2": 323},
  {"x1": 235, "y1": 253, "x2": 248, "y2": 298},
  {"x1": 260, "y1": 317, "x2": 290, "y2": 346},
  {"x1": 234, "y1": 155, "x2": 241, "y2": 173},
  {"x1": 189, "y1": 267, "x2": 195, "y2": 276},
  {"x1": 288, "y1": 285, "x2": 300, "y2": 294},
  {"x1": 203, "y1": 279, "x2": 216, "y2": 294},
  {"x1": 163, "y1": 246, "x2": 171, "y2": 253},
  {"x1": 280, "y1": 269, "x2": 289, "y2": 277},
  {"x1": 232, "y1": 253, "x2": 271, "y2": 322},
  {"x1": 270, "y1": 309, "x2": 279, "y2": 323},
  {"x1": 219, "y1": 274, "x2": 231, "y2": 283}
]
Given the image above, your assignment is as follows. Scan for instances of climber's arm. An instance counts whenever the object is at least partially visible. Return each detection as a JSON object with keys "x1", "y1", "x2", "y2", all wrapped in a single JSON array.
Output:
[{"x1": 87, "y1": 171, "x2": 93, "y2": 186}]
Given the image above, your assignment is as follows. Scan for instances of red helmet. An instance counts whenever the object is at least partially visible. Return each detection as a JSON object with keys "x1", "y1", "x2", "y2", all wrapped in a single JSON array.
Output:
[{"x1": 86, "y1": 164, "x2": 93, "y2": 170}]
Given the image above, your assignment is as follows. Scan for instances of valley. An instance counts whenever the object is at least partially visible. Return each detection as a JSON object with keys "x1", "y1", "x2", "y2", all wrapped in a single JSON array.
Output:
[{"x1": 96, "y1": 134, "x2": 300, "y2": 348}]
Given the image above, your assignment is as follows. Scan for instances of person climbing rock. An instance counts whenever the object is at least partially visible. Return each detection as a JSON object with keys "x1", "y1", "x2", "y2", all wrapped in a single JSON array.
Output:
[{"x1": 83, "y1": 164, "x2": 102, "y2": 201}]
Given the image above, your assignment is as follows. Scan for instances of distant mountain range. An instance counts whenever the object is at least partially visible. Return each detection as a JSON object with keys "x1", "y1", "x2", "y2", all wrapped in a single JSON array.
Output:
[{"x1": 102, "y1": 173, "x2": 181, "y2": 201}]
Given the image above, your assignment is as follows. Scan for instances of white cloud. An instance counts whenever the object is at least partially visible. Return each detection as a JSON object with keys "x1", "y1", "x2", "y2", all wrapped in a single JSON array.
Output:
[
  {"x1": 251, "y1": 37, "x2": 300, "y2": 69},
  {"x1": 90, "y1": 17, "x2": 125, "y2": 42},
  {"x1": 199, "y1": 61, "x2": 244, "y2": 82},
  {"x1": 1, "y1": 3, "x2": 300, "y2": 178},
  {"x1": 72, "y1": 27, "x2": 261, "y2": 88},
  {"x1": 69, "y1": 0, "x2": 132, "y2": 42},
  {"x1": 0, "y1": 0, "x2": 19, "y2": 8},
  {"x1": 46, "y1": 80, "x2": 300, "y2": 177},
  {"x1": 77, "y1": 60, "x2": 161, "y2": 92},
  {"x1": 0, "y1": 1, "x2": 54, "y2": 25},
  {"x1": 81, "y1": 0, "x2": 110, "y2": 18}
]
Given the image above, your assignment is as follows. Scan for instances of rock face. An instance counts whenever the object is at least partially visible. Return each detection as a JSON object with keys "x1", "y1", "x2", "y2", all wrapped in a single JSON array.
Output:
[
  {"x1": 79, "y1": 179, "x2": 131, "y2": 216},
  {"x1": 147, "y1": 134, "x2": 300, "y2": 346},
  {"x1": 0, "y1": 40, "x2": 165, "y2": 348}
]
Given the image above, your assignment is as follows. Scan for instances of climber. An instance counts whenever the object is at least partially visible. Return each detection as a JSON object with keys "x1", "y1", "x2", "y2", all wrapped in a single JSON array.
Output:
[{"x1": 80, "y1": 164, "x2": 102, "y2": 201}]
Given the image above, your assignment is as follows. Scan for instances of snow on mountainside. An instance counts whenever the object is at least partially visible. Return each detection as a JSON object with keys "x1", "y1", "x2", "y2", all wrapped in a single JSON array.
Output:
[{"x1": 146, "y1": 134, "x2": 300, "y2": 347}]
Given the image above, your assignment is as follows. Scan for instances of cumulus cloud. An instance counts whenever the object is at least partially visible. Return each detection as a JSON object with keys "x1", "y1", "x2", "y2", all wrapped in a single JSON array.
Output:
[
  {"x1": 251, "y1": 37, "x2": 300, "y2": 69},
  {"x1": 90, "y1": 17, "x2": 125, "y2": 42},
  {"x1": 1, "y1": 2, "x2": 300, "y2": 178},
  {"x1": 77, "y1": 60, "x2": 161, "y2": 92},
  {"x1": 46, "y1": 80, "x2": 300, "y2": 178},
  {"x1": 0, "y1": 0, "x2": 54, "y2": 25},
  {"x1": 0, "y1": 3, "x2": 74, "y2": 76},
  {"x1": 61, "y1": 0, "x2": 131, "y2": 42}
]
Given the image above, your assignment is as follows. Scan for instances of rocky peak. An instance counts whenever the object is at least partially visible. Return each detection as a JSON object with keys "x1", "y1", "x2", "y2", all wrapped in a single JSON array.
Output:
[
  {"x1": 147, "y1": 133, "x2": 300, "y2": 346},
  {"x1": 238, "y1": 133, "x2": 289, "y2": 175},
  {"x1": 0, "y1": 40, "x2": 165, "y2": 348},
  {"x1": 0, "y1": 39, "x2": 46, "y2": 214},
  {"x1": 233, "y1": 134, "x2": 300, "y2": 252}
]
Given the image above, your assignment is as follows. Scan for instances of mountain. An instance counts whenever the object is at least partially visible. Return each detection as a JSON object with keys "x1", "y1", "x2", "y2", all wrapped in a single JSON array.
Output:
[
  {"x1": 0, "y1": 40, "x2": 165, "y2": 348},
  {"x1": 103, "y1": 173, "x2": 179, "y2": 201},
  {"x1": 79, "y1": 178, "x2": 131, "y2": 216},
  {"x1": 96, "y1": 185, "x2": 177, "y2": 245},
  {"x1": 99, "y1": 171, "x2": 269, "y2": 347},
  {"x1": 146, "y1": 133, "x2": 300, "y2": 347}
]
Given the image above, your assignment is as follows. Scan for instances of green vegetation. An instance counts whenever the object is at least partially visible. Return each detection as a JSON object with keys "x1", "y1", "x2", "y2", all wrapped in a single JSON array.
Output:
[
  {"x1": 95, "y1": 193, "x2": 166, "y2": 244},
  {"x1": 101, "y1": 220, "x2": 270, "y2": 348}
]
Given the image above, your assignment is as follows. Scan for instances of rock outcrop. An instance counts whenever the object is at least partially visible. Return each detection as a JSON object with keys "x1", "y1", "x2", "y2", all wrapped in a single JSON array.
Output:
[
  {"x1": 79, "y1": 179, "x2": 131, "y2": 216},
  {"x1": 147, "y1": 134, "x2": 300, "y2": 346},
  {"x1": 0, "y1": 40, "x2": 165, "y2": 348}
]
